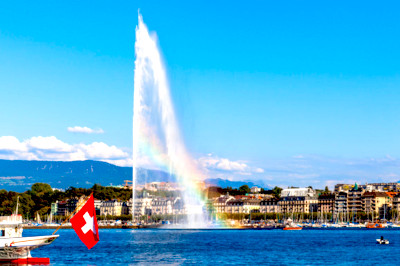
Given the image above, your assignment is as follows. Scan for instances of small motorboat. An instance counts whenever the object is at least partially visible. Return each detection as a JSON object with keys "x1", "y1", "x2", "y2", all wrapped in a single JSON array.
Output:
[
  {"x1": 366, "y1": 222, "x2": 386, "y2": 228},
  {"x1": 283, "y1": 226, "x2": 302, "y2": 230},
  {"x1": 282, "y1": 218, "x2": 303, "y2": 230},
  {"x1": 376, "y1": 236, "x2": 389, "y2": 245}
]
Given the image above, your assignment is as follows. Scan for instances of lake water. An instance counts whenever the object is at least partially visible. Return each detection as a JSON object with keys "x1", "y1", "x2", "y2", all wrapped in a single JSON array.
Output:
[{"x1": 25, "y1": 228, "x2": 400, "y2": 265}]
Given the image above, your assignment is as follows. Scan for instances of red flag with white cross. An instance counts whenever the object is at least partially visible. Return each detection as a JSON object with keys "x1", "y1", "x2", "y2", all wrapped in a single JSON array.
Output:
[{"x1": 70, "y1": 194, "x2": 99, "y2": 249}]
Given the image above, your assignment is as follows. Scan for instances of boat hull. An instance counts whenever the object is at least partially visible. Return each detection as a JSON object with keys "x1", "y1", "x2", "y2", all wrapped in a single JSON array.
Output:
[
  {"x1": 0, "y1": 235, "x2": 58, "y2": 260},
  {"x1": 366, "y1": 223, "x2": 385, "y2": 229},
  {"x1": 283, "y1": 227, "x2": 302, "y2": 230},
  {"x1": 376, "y1": 239, "x2": 389, "y2": 244}
]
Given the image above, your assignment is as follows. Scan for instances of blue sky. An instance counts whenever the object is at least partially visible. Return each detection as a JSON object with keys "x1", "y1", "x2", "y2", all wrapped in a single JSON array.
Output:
[{"x1": 1, "y1": 1, "x2": 400, "y2": 188}]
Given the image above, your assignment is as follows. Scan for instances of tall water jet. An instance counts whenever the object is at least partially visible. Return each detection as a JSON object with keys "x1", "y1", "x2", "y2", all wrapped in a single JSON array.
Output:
[{"x1": 133, "y1": 14, "x2": 208, "y2": 228}]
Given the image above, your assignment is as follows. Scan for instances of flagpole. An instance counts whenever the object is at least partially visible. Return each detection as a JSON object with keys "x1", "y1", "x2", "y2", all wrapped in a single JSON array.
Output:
[{"x1": 52, "y1": 192, "x2": 93, "y2": 235}]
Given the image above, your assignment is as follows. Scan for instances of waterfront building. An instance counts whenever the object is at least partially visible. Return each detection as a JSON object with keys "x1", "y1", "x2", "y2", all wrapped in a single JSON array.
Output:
[
  {"x1": 347, "y1": 184, "x2": 364, "y2": 214},
  {"x1": 318, "y1": 193, "x2": 335, "y2": 214},
  {"x1": 242, "y1": 199, "x2": 261, "y2": 213},
  {"x1": 278, "y1": 196, "x2": 318, "y2": 214},
  {"x1": 66, "y1": 198, "x2": 80, "y2": 215},
  {"x1": 126, "y1": 198, "x2": 133, "y2": 215},
  {"x1": 375, "y1": 193, "x2": 395, "y2": 220},
  {"x1": 134, "y1": 197, "x2": 153, "y2": 216},
  {"x1": 365, "y1": 183, "x2": 400, "y2": 192},
  {"x1": 94, "y1": 199, "x2": 102, "y2": 215},
  {"x1": 334, "y1": 191, "x2": 347, "y2": 219},
  {"x1": 122, "y1": 202, "x2": 130, "y2": 215},
  {"x1": 392, "y1": 193, "x2": 400, "y2": 221},
  {"x1": 55, "y1": 197, "x2": 91, "y2": 216},
  {"x1": 151, "y1": 198, "x2": 173, "y2": 215},
  {"x1": 56, "y1": 201, "x2": 67, "y2": 216},
  {"x1": 226, "y1": 199, "x2": 244, "y2": 213},
  {"x1": 362, "y1": 192, "x2": 391, "y2": 216},
  {"x1": 251, "y1": 186, "x2": 262, "y2": 193},
  {"x1": 260, "y1": 198, "x2": 279, "y2": 213},
  {"x1": 392, "y1": 194, "x2": 400, "y2": 214},
  {"x1": 100, "y1": 200, "x2": 127, "y2": 216},
  {"x1": 279, "y1": 187, "x2": 317, "y2": 214},
  {"x1": 50, "y1": 202, "x2": 58, "y2": 216},
  {"x1": 212, "y1": 194, "x2": 235, "y2": 213}
]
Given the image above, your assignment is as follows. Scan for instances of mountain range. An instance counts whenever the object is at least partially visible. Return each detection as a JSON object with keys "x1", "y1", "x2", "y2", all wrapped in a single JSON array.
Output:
[{"x1": 0, "y1": 159, "x2": 269, "y2": 192}]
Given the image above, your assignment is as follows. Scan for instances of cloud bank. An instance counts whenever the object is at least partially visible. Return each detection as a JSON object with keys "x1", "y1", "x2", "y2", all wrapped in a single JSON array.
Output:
[
  {"x1": 0, "y1": 136, "x2": 130, "y2": 166},
  {"x1": 258, "y1": 154, "x2": 400, "y2": 189},
  {"x1": 197, "y1": 154, "x2": 400, "y2": 189},
  {"x1": 1, "y1": 136, "x2": 399, "y2": 189},
  {"x1": 67, "y1": 126, "x2": 104, "y2": 134}
]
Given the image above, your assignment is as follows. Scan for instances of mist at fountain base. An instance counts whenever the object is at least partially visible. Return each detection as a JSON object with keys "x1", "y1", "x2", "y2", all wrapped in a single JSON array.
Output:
[{"x1": 158, "y1": 215, "x2": 234, "y2": 230}]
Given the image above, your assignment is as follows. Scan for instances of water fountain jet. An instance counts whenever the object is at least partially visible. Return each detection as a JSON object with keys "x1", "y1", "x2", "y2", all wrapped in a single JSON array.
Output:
[{"x1": 133, "y1": 14, "x2": 209, "y2": 228}]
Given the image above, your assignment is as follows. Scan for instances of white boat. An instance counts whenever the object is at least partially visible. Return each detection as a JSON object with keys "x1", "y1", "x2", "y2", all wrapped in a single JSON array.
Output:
[
  {"x1": 389, "y1": 224, "x2": 400, "y2": 228},
  {"x1": 347, "y1": 223, "x2": 363, "y2": 228},
  {"x1": 0, "y1": 215, "x2": 59, "y2": 262},
  {"x1": 282, "y1": 218, "x2": 303, "y2": 230},
  {"x1": 376, "y1": 238, "x2": 389, "y2": 245}
]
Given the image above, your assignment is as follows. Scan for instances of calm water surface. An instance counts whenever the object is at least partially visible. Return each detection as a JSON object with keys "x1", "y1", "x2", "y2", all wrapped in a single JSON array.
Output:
[{"x1": 25, "y1": 228, "x2": 400, "y2": 265}]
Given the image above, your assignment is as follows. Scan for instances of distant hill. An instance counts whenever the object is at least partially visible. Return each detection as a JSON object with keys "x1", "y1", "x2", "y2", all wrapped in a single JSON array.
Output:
[
  {"x1": 0, "y1": 160, "x2": 170, "y2": 192},
  {"x1": 0, "y1": 160, "x2": 269, "y2": 192}
]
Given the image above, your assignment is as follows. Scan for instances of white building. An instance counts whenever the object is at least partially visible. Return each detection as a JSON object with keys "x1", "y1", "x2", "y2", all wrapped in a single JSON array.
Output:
[
  {"x1": 251, "y1": 186, "x2": 262, "y2": 193},
  {"x1": 134, "y1": 197, "x2": 153, "y2": 216},
  {"x1": 151, "y1": 198, "x2": 174, "y2": 215},
  {"x1": 212, "y1": 194, "x2": 235, "y2": 213},
  {"x1": 100, "y1": 200, "x2": 128, "y2": 216},
  {"x1": 260, "y1": 198, "x2": 280, "y2": 213},
  {"x1": 281, "y1": 187, "x2": 315, "y2": 198}
]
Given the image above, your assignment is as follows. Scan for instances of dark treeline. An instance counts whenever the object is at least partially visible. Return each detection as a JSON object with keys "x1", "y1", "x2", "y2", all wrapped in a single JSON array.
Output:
[{"x1": 0, "y1": 183, "x2": 132, "y2": 219}]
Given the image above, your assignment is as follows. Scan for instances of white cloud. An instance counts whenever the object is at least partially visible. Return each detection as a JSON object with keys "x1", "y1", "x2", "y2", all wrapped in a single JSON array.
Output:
[
  {"x1": 0, "y1": 136, "x2": 27, "y2": 152},
  {"x1": 198, "y1": 155, "x2": 264, "y2": 175},
  {"x1": 0, "y1": 136, "x2": 130, "y2": 166},
  {"x1": 77, "y1": 142, "x2": 128, "y2": 160},
  {"x1": 199, "y1": 157, "x2": 248, "y2": 172},
  {"x1": 67, "y1": 126, "x2": 104, "y2": 134},
  {"x1": 255, "y1": 168, "x2": 265, "y2": 173},
  {"x1": 26, "y1": 136, "x2": 72, "y2": 152}
]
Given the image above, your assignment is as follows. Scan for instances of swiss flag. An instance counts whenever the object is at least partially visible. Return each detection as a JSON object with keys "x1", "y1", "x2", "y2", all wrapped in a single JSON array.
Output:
[{"x1": 70, "y1": 194, "x2": 99, "y2": 249}]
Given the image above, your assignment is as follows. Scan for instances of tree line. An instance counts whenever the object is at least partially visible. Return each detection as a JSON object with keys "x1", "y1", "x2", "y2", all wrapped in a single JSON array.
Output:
[{"x1": 0, "y1": 183, "x2": 132, "y2": 219}]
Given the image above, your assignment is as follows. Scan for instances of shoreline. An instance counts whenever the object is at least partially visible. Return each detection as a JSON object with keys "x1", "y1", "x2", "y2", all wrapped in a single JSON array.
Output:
[
  {"x1": 24, "y1": 225, "x2": 139, "y2": 229},
  {"x1": 23, "y1": 225, "x2": 400, "y2": 230}
]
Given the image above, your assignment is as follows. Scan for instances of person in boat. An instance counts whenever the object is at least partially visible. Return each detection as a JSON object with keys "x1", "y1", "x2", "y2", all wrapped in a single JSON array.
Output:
[{"x1": 381, "y1": 236, "x2": 384, "y2": 241}]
